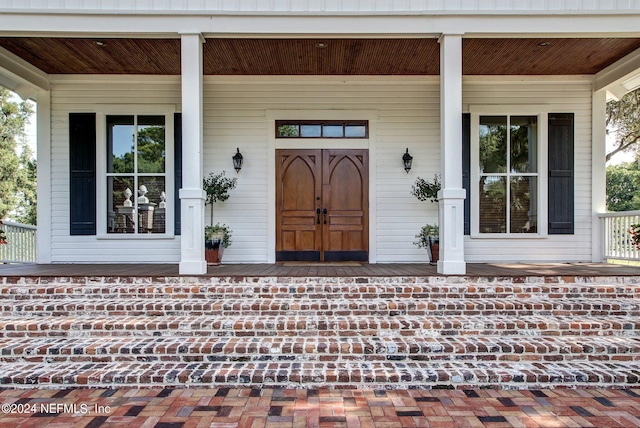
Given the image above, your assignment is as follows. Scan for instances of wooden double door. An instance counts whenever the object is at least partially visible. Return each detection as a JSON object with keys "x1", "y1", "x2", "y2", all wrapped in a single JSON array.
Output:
[{"x1": 276, "y1": 149, "x2": 369, "y2": 262}]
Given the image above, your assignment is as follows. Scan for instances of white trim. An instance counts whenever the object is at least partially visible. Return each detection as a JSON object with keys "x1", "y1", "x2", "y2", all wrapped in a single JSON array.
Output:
[
  {"x1": 0, "y1": 46, "x2": 49, "y2": 95},
  {"x1": 437, "y1": 33, "x2": 465, "y2": 275},
  {"x1": 469, "y1": 105, "x2": 549, "y2": 239},
  {"x1": 593, "y1": 47, "x2": 640, "y2": 97},
  {"x1": 592, "y1": 89, "x2": 607, "y2": 262},
  {"x1": 94, "y1": 105, "x2": 176, "y2": 241},
  {"x1": 266, "y1": 109, "x2": 379, "y2": 263},
  {"x1": 36, "y1": 90, "x2": 51, "y2": 264}
]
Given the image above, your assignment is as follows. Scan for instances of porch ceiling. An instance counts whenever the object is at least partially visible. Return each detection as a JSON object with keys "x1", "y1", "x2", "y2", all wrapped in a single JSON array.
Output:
[{"x1": 0, "y1": 37, "x2": 639, "y2": 76}]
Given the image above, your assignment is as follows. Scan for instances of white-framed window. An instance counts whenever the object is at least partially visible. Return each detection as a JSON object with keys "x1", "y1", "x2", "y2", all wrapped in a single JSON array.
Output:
[
  {"x1": 96, "y1": 106, "x2": 175, "y2": 238},
  {"x1": 470, "y1": 106, "x2": 548, "y2": 238}
]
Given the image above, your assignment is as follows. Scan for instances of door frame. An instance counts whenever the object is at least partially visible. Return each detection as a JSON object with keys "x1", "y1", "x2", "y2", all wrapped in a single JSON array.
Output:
[{"x1": 267, "y1": 109, "x2": 379, "y2": 263}]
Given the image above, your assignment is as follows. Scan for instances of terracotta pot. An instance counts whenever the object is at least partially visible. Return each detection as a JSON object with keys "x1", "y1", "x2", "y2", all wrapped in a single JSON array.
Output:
[
  {"x1": 429, "y1": 243, "x2": 440, "y2": 265},
  {"x1": 428, "y1": 237, "x2": 439, "y2": 265},
  {"x1": 205, "y1": 237, "x2": 225, "y2": 265}
]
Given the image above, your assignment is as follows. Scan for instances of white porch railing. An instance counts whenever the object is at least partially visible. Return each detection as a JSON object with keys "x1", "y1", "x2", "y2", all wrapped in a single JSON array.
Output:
[
  {"x1": 599, "y1": 211, "x2": 640, "y2": 262},
  {"x1": 0, "y1": 221, "x2": 37, "y2": 264}
]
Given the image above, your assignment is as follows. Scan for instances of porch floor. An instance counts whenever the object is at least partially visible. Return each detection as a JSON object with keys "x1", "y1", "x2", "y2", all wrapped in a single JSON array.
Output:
[{"x1": 1, "y1": 261, "x2": 640, "y2": 277}]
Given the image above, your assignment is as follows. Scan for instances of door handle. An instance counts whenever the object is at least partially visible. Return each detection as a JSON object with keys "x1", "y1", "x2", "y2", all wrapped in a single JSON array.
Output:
[
  {"x1": 317, "y1": 208, "x2": 321, "y2": 224},
  {"x1": 323, "y1": 208, "x2": 328, "y2": 224}
]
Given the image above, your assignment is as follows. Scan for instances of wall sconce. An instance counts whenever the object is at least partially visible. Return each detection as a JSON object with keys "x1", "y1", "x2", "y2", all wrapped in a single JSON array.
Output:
[
  {"x1": 402, "y1": 148, "x2": 413, "y2": 173},
  {"x1": 232, "y1": 148, "x2": 243, "y2": 173}
]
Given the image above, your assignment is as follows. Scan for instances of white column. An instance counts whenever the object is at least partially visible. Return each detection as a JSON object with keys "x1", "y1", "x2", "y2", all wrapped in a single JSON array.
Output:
[
  {"x1": 179, "y1": 33, "x2": 207, "y2": 275},
  {"x1": 36, "y1": 90, "x2": 51, "y2": 263},
  {"x1": 437, "y1": 34, "x2": 466, "y2": 274},
  {"x1": 592, "y1": 89, "x2": 607, "y2": 262}
]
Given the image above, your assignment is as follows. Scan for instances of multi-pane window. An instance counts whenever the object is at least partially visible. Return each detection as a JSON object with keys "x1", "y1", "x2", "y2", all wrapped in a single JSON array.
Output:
[
  {"x1": 276, "y1": 120, "x2": 368, "y2": 138},
  {"x1": 106, "y1": 115, "x2": 167, "y2": 234},
  {"x1": 478, "y1": 115, "x2": 538, "y2": 234}
]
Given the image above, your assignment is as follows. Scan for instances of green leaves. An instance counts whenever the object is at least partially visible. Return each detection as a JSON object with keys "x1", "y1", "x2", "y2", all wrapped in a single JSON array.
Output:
[
  {"x1": 203, "y1": 171, "x2": 237, "y2": 205},
  {"x1": 0, "y1": 88, "x2": 34, "y2": 222},
  {"x1": 411, "y1": 174, "x2": 441, "y2": 203}
]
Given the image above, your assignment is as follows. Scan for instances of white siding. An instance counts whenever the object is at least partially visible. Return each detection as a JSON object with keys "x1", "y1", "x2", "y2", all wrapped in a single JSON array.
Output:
[
  {"x1": 50, "y1": 79, "x2": 182, "y2": 263},
  {"x1": 2, "y1": 0, "x2": 639, "y2": 13},
  {"x1": 49, "y1": 76, "x2": 594, "y2": 264},
  {"x1": 463, "y1": 79, "x2": 593, "y2": 262},
  {"x1": 204, "y1": 80, "x2": 441, "y2": 263}
]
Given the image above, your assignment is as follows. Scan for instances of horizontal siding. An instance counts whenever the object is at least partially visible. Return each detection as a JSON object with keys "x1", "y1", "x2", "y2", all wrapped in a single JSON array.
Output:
[
  {"x1": 49, "y1": 81, "x2": 182, "y2": 263},
  {"x1": 463, "y1": 81, "x2": 593, "y2": 262},
  {"x1": 48, "y1": 77, "x2": 595, "y2": 264},
  {"x1": 2, "y1": 0, "x2": 638, "y2": 13}
]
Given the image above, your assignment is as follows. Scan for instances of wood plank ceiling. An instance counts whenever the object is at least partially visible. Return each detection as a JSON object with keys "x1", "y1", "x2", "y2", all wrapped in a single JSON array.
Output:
[{"x1": 0, "y1": 37, "x2": 639, "y2": 76}]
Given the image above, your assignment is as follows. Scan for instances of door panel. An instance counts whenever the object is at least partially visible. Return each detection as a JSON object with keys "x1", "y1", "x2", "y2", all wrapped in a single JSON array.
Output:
[
  {"x1": 276, "y1": 149, "x2": 368, "y2": 262},
  {"x1": 276, "y1": 150, "x2": 322, "y2": 261},
  {"x1": 323, "y1": 150, "x2": 369, "y2": 261}
]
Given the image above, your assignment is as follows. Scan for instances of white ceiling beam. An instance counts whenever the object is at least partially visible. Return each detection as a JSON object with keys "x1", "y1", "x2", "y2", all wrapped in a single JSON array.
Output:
[
  {"x1": 0, "y1": 46, "x2": 49, "y2": 98},
  {"x1": 594, "y1": 47, "x2": 640, "y2": 97},
  {"x1": 1, "y1": 13, "x2": 640, "y2": 37}
]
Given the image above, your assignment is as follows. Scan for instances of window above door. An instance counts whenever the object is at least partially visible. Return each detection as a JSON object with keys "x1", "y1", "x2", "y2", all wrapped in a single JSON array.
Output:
[{"x1": 276, "y1": 120, "x2": 368, "y2": 139}]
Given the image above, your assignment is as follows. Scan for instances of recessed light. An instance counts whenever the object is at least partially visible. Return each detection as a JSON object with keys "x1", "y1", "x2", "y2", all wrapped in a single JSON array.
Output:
[
  {"x1": 538, "y1": 42, "x2": 550, "y2": 47},
  {"x1": 93, "y1": 41, "x2": 107, "y2": 47},
  {"x1": 316, "y1": 42, "x2": 327, "y2": 48}
]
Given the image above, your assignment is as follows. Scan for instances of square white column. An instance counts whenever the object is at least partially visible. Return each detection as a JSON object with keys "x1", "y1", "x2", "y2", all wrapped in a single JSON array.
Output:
[
  {"x1": 437, "y1": 34, "x2": 466, "y2": 275},
  {"x1": 179, "y1": 33, "x2": 207, "y2": 275}
]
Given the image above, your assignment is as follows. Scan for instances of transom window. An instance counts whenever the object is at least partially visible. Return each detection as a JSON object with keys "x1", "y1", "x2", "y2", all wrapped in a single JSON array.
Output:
[
  {"x1": 477, "y1": 115, "x2": 539, "y2": 235},
  {"x1": 276, "y1": 120, "x2": 368, "y2": 138},
  {"x1": 106, "y1": 115, "x2": 167, "y2": 235}
]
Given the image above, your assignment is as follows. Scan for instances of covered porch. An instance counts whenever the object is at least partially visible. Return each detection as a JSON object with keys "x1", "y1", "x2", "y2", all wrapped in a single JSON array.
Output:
[
  {"x1": 1, "y1": 4, "x2": 640, "y2": 275},
  {"x1": 2, "y1": 261, "x2": 640, "y2": 277}
]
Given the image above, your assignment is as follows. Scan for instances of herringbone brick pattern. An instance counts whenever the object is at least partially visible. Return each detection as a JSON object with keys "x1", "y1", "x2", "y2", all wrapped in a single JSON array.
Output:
[{"x1": 1, "y1": 387, "x2": 640, "y2": 427}]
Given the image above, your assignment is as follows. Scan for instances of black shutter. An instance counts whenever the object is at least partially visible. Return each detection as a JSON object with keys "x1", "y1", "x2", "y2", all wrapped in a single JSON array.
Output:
[
  {"x1": 174, "y1": 113, "x2": 182, "y2": 235},
  {"x1": 462, "y1": 113, "x2": 471, "y2": 235},
  {"x1": 548, "y1": 113, "x2": 574, "y2": 234},
  {"x1": 69, "y1": 113, "x2": 96, "y2": 235}
]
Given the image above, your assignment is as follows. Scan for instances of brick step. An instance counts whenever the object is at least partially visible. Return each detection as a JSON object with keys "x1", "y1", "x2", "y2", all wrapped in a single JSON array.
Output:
[
  {"x1": 2, "y1": 297, "x2": 639, "y2": 317},
  {"x1": 1, "y1": 314, "x2": 639, "y2": 338},
  {"x1": 3, "y1": 281, "x2": 639, "y2": 300},
  {"x1": 1, "y1": 336, "x2": 639, "y2": 364},
  {"x1": 0, "y1": 360, "x2": 638, "y2": 389}
]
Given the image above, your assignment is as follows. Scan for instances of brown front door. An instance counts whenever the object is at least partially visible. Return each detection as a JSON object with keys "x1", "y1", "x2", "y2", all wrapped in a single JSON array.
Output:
[{"x1": 276, "y1": 149, "x2": 368, "y2": 262}]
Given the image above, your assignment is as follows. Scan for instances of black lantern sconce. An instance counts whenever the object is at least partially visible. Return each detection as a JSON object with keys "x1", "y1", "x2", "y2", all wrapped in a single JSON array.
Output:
[
  {"x1": 232, "y1": 148, "x2": 243, "y2": 173},
  {"x1": 402, "y1": 148, "x2": 413, "y2": 173}
]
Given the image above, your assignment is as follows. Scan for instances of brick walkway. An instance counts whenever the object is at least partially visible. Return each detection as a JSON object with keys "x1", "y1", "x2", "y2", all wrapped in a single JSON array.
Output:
[{"x1": 1, "y1": 387, "x2": 640, "y2": 427}]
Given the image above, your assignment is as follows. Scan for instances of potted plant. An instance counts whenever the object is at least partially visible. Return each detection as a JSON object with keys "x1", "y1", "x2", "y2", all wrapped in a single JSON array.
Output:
[
  {"x1": 414, "y1": 224, "x2": 439, "y2": 265},
  {"x1": 630, "y1": 224, "x2": 640, "y2": 250},
  {"x1": 203, "y1": 171, "x2": 237, "y2": 265},
  {"x1": 204, "y1": 223, "x2": 232, "y2": 265},
  {"x1": 411, "y1": 174, "x2": 441, "y2": 264},
  {"x1": 0, "y1": 222, "x2": 7, "y2": 245}
]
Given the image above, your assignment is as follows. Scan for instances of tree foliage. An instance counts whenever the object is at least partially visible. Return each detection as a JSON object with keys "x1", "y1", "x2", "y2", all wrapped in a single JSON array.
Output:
[
  {"x1": 0, "y1": 88, "x2": 35, "y2": 223},
  {"x1": 202, "y1": 171, "x2": 237, "y2": 226},
  {"x1": 606, "y1": 87, "x2": 640, "y2": 162},
  {"x1": 606, "y1": 161, "x2": 640, "y2": 212}
]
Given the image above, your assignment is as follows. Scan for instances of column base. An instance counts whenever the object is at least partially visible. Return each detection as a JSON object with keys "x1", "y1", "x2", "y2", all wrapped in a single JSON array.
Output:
[
  {"x1": 179, "y1": 260, "x2": 207, "y2": 275},
  {"x1": 437, "y1": 260, "x2": 466, "y2": 275}
]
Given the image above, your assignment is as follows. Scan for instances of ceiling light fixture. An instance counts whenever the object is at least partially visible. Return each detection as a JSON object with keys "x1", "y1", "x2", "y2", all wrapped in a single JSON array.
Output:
[
  {"x1": 538, "y1": 42, "x2": 550, "y2": 47},
  {"x1": 316, "y1": 42, "x2": 327, "y2": 48},
  {"x1": 93, "y1": 41, "x2": 107, "y2": 47}
]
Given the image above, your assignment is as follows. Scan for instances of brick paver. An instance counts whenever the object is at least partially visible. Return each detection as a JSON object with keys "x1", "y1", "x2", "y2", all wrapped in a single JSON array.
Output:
[{"x1": 1, "y1": 387, "x2": 640, "y2": 427}]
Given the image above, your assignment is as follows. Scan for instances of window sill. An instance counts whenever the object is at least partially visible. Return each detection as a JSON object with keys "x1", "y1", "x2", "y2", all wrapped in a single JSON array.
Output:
[
  {"x1": 96, "y1": 234, "x2": 176, "y2": 240},
  {"x1": 470, "y1": 233, "x2": 547, "y2": 239}
]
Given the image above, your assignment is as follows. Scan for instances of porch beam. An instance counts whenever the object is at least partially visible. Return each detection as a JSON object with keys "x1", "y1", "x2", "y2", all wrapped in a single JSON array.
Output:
[
  {"x1": 437, "y1": 33, "x2": 466, "y2": 275},
  {"x1": 0, "y1": 46, "x2": 49, "y2": 99},
  {"x1": 593, "y1": 47, "x2": 640, "y2": 100},
  {"x1": 179, "y1": 33, "x2": 207, "y2": 275}
]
